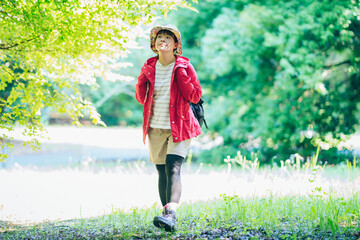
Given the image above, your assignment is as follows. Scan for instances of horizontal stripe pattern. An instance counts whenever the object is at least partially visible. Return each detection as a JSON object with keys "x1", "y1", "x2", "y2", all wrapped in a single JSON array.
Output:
[{"x1": 150, "y1": 61, "x2": 175, "y2": 129}]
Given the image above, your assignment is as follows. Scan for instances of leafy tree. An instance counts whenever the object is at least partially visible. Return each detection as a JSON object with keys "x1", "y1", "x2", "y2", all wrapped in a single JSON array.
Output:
[
  {"x1": 77, "y1": 36, "x2": 153, "y2": 127},
  {"x1": 0, "y1": 0, "x2": 196, "y2": 161},
  {"x1": 169, "y1": 0, "x2": 360, "y2": 163}
]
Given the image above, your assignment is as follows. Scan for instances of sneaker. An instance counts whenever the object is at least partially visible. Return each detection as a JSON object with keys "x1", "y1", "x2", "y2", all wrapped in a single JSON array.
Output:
[{"x1": 153, "y1": 207, "x2": 176, "y2": 232}]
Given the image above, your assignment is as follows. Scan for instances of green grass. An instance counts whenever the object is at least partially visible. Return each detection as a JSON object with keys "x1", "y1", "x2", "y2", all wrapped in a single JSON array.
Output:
[
  {"x1": 1, "y1": 153, "x2": 360, "y2": 239},
  {"x1": 1, "y1": 192, "x2": 359, "y2": 239}
]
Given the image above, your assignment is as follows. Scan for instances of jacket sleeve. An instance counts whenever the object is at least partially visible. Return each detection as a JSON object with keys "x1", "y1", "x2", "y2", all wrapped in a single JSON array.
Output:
[
  {"x1": 135, "y1": 68, "x2": 148, "y2": 105},
  {"x1": 176, "y1": 63, "x2": 202, "y2": 103}
]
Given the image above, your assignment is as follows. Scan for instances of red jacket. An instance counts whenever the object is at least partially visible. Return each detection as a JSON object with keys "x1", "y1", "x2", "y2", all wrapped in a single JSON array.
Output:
[{"x1": 135, "y1": 56, "x2": 202, "y2": 143}]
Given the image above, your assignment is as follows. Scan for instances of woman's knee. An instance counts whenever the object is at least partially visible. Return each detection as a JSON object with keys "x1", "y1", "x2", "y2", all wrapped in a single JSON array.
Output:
[{"x1": 165, "y1": 154, "x2": 184, "y2": 176}]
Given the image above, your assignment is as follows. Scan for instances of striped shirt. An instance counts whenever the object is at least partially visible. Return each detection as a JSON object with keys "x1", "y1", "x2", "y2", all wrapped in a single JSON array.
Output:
[{"x1": 149, "y1": 61, "x2": 175, "y2": 129}]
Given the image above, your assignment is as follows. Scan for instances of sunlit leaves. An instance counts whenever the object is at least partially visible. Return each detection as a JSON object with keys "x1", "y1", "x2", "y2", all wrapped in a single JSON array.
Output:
[{"x1": 0, "y1": 0, "x2": 196, "y2": 161}]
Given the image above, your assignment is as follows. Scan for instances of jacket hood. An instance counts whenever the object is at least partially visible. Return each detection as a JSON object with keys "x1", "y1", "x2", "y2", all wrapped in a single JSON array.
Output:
[{"x1": 144, "y1": 56, "x2": 190, "y2": 69}]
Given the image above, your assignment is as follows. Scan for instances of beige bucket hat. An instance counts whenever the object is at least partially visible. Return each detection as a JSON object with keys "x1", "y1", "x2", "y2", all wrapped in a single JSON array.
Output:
[{"x1": 150, "y1": 24, "x2": 182, "y2": 56}]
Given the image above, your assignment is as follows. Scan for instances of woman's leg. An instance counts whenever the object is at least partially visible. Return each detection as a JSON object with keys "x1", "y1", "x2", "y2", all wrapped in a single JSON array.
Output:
[
  {"x1": 155, "y1": 164, "x2": 167, "y2": 206},
  {"x1": 165, "y1": 154, "x2": 184, "y2": 204},
  {"x1": 153, "y1": 154, "x2": 183, "y2": 231},
  {"x1": 147, "y1": 128, "x2": 172, "y2": 206},
  {"x1": 153, "y1": 138, "x2": 189, "y2": 231}
]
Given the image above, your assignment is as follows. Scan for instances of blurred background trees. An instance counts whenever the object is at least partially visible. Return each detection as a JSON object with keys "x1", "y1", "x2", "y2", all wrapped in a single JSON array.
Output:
[
  {"x1": 168, "y1": 0, "x2": 360, "y2": 164},
  {"x1": 89, "y1": 0, "x2": 360, "y2": 164}
]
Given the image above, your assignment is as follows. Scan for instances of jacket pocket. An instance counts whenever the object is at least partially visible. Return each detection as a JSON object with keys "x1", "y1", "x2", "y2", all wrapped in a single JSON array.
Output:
[{"x1": 176, "y1": 105, "x2": 191, "y2": 121}]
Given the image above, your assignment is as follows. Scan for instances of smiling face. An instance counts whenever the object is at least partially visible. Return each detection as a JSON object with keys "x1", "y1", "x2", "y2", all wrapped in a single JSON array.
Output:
[{"x1": 155, "y1": 30, "x2": 178, "y2": 55}]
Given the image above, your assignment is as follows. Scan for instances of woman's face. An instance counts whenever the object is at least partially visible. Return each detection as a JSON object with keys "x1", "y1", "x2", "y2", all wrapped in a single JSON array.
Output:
[{"x1": 155, "y1": 32, "x2": 178, "y2": 54}]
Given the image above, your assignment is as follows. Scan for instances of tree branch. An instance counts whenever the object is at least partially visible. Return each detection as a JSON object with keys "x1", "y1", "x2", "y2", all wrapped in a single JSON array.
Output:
[
  {"x1": 0, "y1": 10, "x2": 9, "y2": 15},
  {"x1": 324, "y1": 60, "x2": 351, "y2": 69},
  {"x1": 0, "y1": 37, "x2": 37, "y2": 50}
]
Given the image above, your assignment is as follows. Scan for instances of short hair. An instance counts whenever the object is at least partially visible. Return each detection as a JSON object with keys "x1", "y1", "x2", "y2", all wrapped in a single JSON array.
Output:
[{"x1": 156, "y1": 29, "x2": 178, "y2": 43}]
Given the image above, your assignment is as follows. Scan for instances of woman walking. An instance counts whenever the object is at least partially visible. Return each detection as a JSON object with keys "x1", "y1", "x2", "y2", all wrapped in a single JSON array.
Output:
[{"x1": 135, "y1": 24, "x2": 202, "y2": 231}]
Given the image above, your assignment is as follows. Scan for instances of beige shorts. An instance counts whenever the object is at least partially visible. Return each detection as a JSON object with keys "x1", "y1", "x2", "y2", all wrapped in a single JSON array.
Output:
[{"x1": 147, "y1": 128, "x2": 191, "y2": 165}]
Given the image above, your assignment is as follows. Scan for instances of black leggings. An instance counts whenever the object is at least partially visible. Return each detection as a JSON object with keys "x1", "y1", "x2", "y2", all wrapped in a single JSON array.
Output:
[{"x1": 155, "y1": 154, "x2": 184, "y2": 206}]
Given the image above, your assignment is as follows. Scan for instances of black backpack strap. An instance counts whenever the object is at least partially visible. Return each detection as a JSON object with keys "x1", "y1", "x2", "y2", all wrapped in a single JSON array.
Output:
[
  {"x1": 203, "y1": 119, "x2": 208, "y2": 129},
  {"x1": 189, "y1": 98, "x2": 208, "y2": 129}
]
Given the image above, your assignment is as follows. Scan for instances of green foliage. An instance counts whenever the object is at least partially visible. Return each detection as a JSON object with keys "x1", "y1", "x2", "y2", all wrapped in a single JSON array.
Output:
[
  {"x1": 77, "y1": 36, "x2": 153, "y2": 127},
  {"x1": 96, "y1": 92, "x2": 143, "y2": 127},
  {"x1": 170, "y1": 0, "x2": 360, "y2": 163},
  {"x1": 0, "y1": 0, "x2": 196, "y2": 161}
]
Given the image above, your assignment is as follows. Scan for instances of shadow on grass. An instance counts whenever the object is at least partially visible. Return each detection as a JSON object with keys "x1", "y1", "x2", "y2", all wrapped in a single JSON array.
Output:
[
  {"x1": 0, "y1": 217, "x2": 291, "y2": 240},
  {"x1": 1, "y1": 214, "x2": 172, "y2": 240}
]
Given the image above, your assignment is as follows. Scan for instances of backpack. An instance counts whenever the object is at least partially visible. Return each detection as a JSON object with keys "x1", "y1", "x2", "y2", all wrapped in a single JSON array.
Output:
[{"x1": 190, "y1": 98, "x2": 208, "y2": 129}]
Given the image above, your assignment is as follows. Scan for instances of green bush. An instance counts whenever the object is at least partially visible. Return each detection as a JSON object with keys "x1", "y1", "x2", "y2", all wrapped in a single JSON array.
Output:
[{"x1": 97, "y1": 93, "x2": 142, "y2": 127}]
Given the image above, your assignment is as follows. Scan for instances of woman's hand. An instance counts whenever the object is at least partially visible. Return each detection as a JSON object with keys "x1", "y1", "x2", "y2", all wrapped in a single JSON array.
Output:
[
  {"x1": 176, "y1": 67, "x2": 188, "y2": 77},
  {"x1": 176, "y1": 66, "x2": 201, "y2": 103}
]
